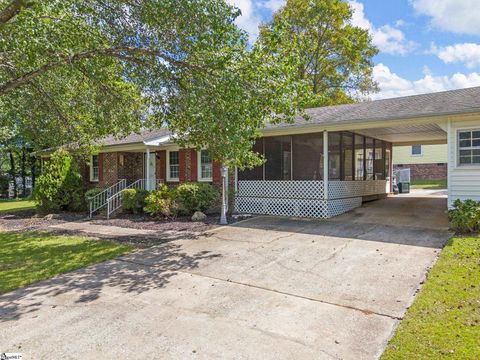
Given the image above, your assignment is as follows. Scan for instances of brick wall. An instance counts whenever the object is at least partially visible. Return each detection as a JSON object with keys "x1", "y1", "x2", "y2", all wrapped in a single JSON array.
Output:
[
  {"x1": 394, "y1": 163, "x2": 447, "y2": 181},
  {"x1": 156, "y1": 150, "x2": 166, "y2": 182}
]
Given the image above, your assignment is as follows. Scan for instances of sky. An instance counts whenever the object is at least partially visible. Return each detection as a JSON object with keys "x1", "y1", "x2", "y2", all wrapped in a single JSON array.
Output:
[{"x1": 227, "y1": 0, "x2": 480, "y2": 99}]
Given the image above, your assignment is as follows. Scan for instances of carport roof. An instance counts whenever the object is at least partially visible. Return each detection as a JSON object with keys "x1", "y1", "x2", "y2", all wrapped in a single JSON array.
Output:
[{"x1": 266, "y1": 86, "x2": 480, "y2": 131}]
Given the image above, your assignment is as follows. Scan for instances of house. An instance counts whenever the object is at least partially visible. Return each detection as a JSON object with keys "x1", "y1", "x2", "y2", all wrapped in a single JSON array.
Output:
[
  {"x1": 81, "y1": 86, "x2": 480, "y2": 219},
  {"x1": 393, "y1": 144, "x2": 447, "y2": 181}
]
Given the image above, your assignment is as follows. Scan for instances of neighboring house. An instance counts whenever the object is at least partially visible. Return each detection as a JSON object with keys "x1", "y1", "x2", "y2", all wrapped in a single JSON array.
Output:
[
  {"x1": 51, "y1": 86, "x2": 480, "y2": 219},
  {"x1": 393, "y1": 144, "x2": 447, "y2": 181}
]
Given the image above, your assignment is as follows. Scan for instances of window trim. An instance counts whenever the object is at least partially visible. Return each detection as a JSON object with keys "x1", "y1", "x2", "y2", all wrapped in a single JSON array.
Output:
[
  {"x1": 197, "y1": 149, "x2": 213, "y2": 182},
  {"x1": 166, "y1": 150, "x2": 180, "y2": 182},
  {"x1": 457, "y1": 128, "x2": 480, "y2": 167},
  {"x1": 411, "y1": 144, "x2": 423, "y2": 157},
  {"x1": 90, "y1": 154, "x2": 99, "y2": 182}
]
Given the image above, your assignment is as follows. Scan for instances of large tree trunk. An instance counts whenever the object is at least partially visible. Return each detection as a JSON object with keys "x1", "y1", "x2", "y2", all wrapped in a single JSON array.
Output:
[{"x1": 9, "y1": 150, "x2": 17, "y2": 198}]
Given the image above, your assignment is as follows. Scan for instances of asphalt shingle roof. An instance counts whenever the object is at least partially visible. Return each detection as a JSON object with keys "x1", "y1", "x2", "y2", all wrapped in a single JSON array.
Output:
[
  {"x1": 267, "y1": 86, "x2": 480, "y2": 130},
  {"x1": 100, "y1": 86, "x2": 480, "y2": 147}
]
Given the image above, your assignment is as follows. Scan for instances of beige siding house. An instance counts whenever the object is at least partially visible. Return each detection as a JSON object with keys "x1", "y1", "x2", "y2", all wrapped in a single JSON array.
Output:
[{"x1": 393, "y1": 144, "x2": 447, "y2": 181}]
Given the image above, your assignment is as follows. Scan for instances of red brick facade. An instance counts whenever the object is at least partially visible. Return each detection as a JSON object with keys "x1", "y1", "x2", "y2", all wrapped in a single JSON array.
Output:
[
  {"x1": 394, "y1": 163, "x2": 447, "y2": 181},
  {"x1": 83, "y1": 149, "x2": 222, "y2": 188}
]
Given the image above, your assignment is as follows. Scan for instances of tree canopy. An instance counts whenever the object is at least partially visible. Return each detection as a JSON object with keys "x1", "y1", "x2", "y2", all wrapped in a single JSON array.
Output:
[
  {"x1": 1, "y1": 0, "x2": 377, "y2": 168},
  {"x1": 258, "y1": 0, "x2": 378, "y2": 107}
]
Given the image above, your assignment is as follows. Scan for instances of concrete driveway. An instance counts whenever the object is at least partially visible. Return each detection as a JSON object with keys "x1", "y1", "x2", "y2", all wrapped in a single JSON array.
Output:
[{"x1": 0, "y1": 195, "x2": 451, "y2": 359}]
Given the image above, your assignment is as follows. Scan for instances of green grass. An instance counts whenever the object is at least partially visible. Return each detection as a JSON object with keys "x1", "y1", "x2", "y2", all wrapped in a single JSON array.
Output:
[
  {"x1": 0, "y1": 199, "x2": 36, "y2": 213},
  {"x1": 382, "y1": 236, "x2": 480, "y2": 359},
  {"x1": 410, "y1": 179, "x2": 447, "y2": 189},
  {"x1": 0, "y1": 231, "x2": 133, "y2": 294}
]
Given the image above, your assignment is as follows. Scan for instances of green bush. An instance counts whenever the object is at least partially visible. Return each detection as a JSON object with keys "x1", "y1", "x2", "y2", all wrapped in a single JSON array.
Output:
[
  {"x1": 33, "y1": 149, "x2": 85, "y2": 214},
  {"x1": 449, "y1": 199, "x2": 480, "y2": 233},
  {"x1": 122, "y1": 188, "x2": 149, "y2": 214},
  {"x1": 144, "y1": 184, "x2": 178, "y2": 218},
  {"x1": 85, "y1": 187, "x2": 104, "y2": 202},
  {"x1": 0, "y1": 173, "x2": 9, "y2": 197},
  {"x1": 175, "y1": 182, "x2": 219, "y2": 215}
]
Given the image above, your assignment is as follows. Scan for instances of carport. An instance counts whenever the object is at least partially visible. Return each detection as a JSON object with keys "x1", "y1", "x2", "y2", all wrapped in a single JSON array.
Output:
[{"x1": 235, "y1": 86, "x2": 480, "y2": 218}]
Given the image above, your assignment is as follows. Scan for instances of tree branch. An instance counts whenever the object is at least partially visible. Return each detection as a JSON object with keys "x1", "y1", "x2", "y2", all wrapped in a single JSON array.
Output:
[
  {"x1": 0, "y1": 47, "x2": 199, "y2": 96},
  {"x1": 0, "y1": 0, "x2": 31, "y2": 24}
]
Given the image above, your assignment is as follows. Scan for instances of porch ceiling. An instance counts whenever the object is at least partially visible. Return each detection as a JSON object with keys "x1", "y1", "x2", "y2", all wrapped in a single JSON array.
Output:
[{"x1": 354, "y1": 123, "x2": 447, "y2": 146}]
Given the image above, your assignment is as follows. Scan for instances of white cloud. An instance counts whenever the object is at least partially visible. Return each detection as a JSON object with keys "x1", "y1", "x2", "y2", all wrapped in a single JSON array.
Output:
[
  {"x1": 411, "y1": 0, "x2": 480, "y2": 36},
  {"x1": 227, "y1": 0, "x2": 286, "y2": 43},
  {"x1": 431, "y1": 43, "x2": 480, "y2": 69},
  {"x1": 349, "y1": 1, "x2": 416, "y2": 56},
  {"x1": 372, "y1": 63, "x2": 480, "y2": 99}
]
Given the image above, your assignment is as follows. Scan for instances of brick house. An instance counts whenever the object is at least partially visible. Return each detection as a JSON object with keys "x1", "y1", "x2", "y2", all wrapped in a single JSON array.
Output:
[
  {"x1": 72, "y1": 87, "x2": 480, "y2": 219},
  {"x1": 393, "y1": 144, "x2": 447, "y2": 181}
]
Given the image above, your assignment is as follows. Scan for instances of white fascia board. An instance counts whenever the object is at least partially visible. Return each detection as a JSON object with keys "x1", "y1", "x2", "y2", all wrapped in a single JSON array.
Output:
[{"x1": 143, "y1": 135, "x2": 172, "y2": 146}]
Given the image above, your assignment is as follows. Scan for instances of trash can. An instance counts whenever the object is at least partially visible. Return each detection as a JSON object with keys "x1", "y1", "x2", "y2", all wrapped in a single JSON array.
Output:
[{"x1": 398, "y1": 182, "x2": 410, "y2": 194}]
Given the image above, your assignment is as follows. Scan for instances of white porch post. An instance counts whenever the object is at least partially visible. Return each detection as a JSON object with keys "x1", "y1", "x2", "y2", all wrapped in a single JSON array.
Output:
[
  {"x1": 220, "y1": 165, "x2": 229, "y2": 225},
  {"x1": 323, "y1": 130, "x2": 329, "y2": 200},
  {"x1": 145, "y1": 148, "x2": 151, "y2": 191}
]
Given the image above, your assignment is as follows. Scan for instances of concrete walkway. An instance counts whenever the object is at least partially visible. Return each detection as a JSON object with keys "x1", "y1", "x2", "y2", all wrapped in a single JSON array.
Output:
[{"x1": 0, "y1": 196, "x2": 451, "y2": 359}]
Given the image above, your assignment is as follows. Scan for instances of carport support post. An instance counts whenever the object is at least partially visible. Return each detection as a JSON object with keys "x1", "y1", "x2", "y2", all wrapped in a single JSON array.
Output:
[{"x1": 323, "y1": 130, "x2": 329, "y2": 201}]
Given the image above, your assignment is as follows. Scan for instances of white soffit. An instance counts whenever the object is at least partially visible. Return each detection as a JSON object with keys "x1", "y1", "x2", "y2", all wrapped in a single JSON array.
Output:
[
  {"x1": 354, "y1": 123, "x2": 447, "y2": 144},
  {"x1": 143, "y1": 135, "x2": 172, "y2": 146}
]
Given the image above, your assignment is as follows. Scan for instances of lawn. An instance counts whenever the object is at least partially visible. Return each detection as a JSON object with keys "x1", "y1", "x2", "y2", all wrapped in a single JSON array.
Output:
[
  {"x1": 0, "y1": 231, "x2": 133, "y2": 294},
  {"x1": 410, "y1": 179, "x2": 447, "y2": 190},
  {"x1": 0, "y1": 199, "x2": 36, "y2": 213},
  {"x1": 382, "y1": 236, "x2": 480, "y2": 359}
]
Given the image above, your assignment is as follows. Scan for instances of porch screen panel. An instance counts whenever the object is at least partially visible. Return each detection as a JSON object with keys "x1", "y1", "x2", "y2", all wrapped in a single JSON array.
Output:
[
  {"x1": 292, "y1": 133, "x2": 323, "y2": 180},
  {"x1": 365, "y1": 137, "x2": 374, "y2": 180},
  {"x1": 355, "y1": 135, "x2": 364, "y2": 180},
  {"x1": 374, "y1": 140, "x2": 385, "y2": 180},
  {"x1": 265, "y1": 136, "x2": 292, "y2": 180},
  {"x1": 329, "y1": 133, "x2": 341, "y2": 180},
  {"x1": 343, "y1": 132, "x2": 354, "y2": 181},
  {"x1": 238, "y1": 138, "x2": 264, "y2": 180}
]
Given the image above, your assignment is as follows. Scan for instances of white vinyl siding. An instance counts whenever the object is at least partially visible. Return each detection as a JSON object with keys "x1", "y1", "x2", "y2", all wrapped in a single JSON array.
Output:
[{"x1": 448, "y1": 118, "x2": 480, "y2": 207}]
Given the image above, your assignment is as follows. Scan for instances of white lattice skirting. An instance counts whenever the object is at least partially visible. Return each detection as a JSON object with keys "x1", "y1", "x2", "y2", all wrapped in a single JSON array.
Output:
[{"x1": 235, "y1": 180, "x2": 387, "y2": 219}]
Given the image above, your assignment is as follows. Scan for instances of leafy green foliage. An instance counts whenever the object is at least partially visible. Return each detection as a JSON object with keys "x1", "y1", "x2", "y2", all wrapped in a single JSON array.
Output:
[
  {"x1": 448, "y1": 199, "x2": 480, "y2": 233},
  {"x1": 1, "y1": 0, "x2": 310, "y2": 168},
  {"x1": 144, "y1": 184, "x2": 178, "y2": 219},
  {"x1": 382, "y1": 236, "x2": 480, "y2": 359},
  {"x1": 175, "y1": 183, "x2": 219, "y2": 215},
  {"x1": 0, "y1": 231, "x2": 132, "y2": 294},
  {"x1": 84, "y1": 187, "x2": 104, "y2": 202},
  {"x1": 122, "y1": 188, "x2": 149, "y2": 214},
  {"x1": 258, "y1": 0, "x2": 378, "y2": 107},
  {"x1": 0, "y1": 172, "x2": 9, "y2": 196},
  {"x1": 33, "y1": 149, "x2": 85, "y2": 214}
]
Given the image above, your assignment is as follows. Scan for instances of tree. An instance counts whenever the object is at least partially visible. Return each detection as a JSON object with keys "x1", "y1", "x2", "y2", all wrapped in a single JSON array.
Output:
[
  {"x1": 258, "y1": 0, "x2": 378, "y2": 107},
  {"x1": 0, "y1": 0, "x2": 307, "y2": 168}
]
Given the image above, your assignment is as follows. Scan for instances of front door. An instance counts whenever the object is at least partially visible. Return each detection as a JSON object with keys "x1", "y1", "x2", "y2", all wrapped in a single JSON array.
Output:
[{"x1": 144, "y1": 152, "x2": 156, "y2": 189}]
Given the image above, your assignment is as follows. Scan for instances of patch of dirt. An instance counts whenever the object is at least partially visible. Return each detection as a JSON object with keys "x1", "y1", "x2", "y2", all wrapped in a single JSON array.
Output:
[{"x1": 0, "y1": 210, "x2": 85, "y2": 232}]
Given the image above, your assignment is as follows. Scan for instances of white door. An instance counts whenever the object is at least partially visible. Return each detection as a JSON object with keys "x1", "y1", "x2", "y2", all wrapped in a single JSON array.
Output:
[{"x1": 144, "y1": 152, "x2": 156, "y2": 189}]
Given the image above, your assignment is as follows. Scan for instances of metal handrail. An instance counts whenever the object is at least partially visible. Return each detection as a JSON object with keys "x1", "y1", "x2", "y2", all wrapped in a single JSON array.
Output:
[
  {"x1": 106, "y1": 178, "x2": 164, "y2": 218},
  {"x1": 88, "y1": 179, "x2": 127, "y2": 218}
]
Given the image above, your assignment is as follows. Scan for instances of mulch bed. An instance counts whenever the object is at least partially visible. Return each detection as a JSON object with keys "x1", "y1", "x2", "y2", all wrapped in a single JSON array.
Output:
[{"x1": 0, "y1": 210, "x2": 245, "y2": 248}]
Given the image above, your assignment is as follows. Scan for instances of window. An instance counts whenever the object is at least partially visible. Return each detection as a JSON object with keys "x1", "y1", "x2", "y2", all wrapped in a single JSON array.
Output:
[
  {"x1": 238, "y1": 139, "x2": 264, "y2": 180},
  {"x1": 328, "y1": 133, "x2": 341, "y2": 180},
  {"x1": 198, "y1": 149, "x2": 213, "y2": 181},
  {"x1": 90, "y1": 155, "x2": 99, "y2": 182},
  {"x1": 365, "y1": 137, "x2": 374, "y2": 180},
  {"x1": 342, "y1": 132, "x2": 354, "y2": 181},
  {"x1": 167, "y1": 150, "x2": 179, "y2": 181},
  {"x1": 458, "y1": 130, "x2": 480, "y2": 165},
  {"x1": 411, "y1": 145, "x2": 422, "y2": 156},
  {"x1": 374, "y1": 140, "x2": 385, "y2": 180}
]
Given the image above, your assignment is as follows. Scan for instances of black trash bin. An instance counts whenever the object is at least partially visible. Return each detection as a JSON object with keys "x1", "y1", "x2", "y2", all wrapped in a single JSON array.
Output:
[{"x1": 398, "y1": 182, "x2": 410, "y2": 194}]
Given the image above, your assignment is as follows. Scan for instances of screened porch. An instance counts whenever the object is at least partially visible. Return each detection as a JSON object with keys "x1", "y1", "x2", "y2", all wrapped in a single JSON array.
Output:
[{"x1": 235, "y1": 131, "x2": 392, "y2": 218}]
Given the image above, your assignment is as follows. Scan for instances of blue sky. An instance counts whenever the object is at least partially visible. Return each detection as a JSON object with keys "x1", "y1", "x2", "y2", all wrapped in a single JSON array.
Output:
[{"x1": 228, "y1": 0, "x2": 480, "y2": 99}]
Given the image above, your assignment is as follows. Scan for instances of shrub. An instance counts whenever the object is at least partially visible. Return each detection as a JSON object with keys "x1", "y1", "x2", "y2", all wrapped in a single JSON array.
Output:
[
  {"x1": 144, "y1": 184, "x2": 178, "y2": 218},
  {"x1": 449, "y1": 199, "x2": 480, "y2": 233},
  {"x1": 175, "y1": 182, "x2": 220, "y2": 215},
  {"x1": 0, "y1": 173, "x2": 9, "y2": 198},
  {"x1": 122, "y1": 188, "x2": 149, "y2": 214},
  {"x1": 85, "y1": 187, "x2": 104, "y2": 202},
  {"x1": 33, "y1": 149, "x2": 85, "y2": 214}
]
